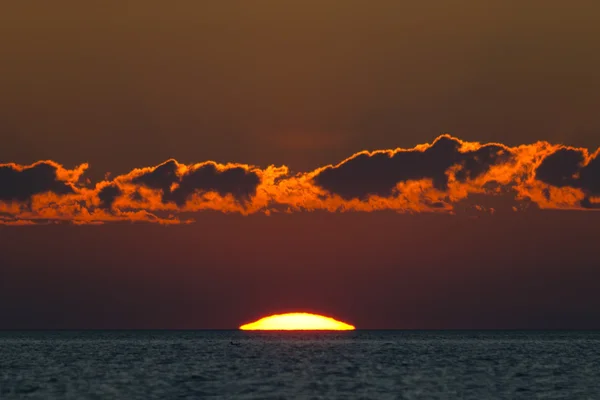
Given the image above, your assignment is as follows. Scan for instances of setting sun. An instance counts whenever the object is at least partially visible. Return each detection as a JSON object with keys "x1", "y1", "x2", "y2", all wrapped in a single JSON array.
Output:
[{"x1": 239, "y1": 313, "x2": 355, "y2": 331}]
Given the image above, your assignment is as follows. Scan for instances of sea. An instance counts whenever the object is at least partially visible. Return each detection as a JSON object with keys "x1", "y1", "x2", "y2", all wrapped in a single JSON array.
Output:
[{"x1": 1, "y1": 330, "x2": 599, "y2": 399}]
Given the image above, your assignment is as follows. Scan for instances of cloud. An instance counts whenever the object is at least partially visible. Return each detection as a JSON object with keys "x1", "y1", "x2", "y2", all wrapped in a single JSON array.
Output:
[
  {"x1": 0, "y1": 161, "x2": 83, "y2": 202},
  {"x1": 313, "y1": 135, "x2": 512, "y2": 199},
  {"x1": 128, "y1": 159, "x2": 261, "y2": 206},
  {"x1": 534, "y1": 147, "x2": 599, "y2": 208},
  {"x1": 307, "y1": 135, "x2": 516, "y2": 213},
  {"x1": 1, "y1": 135, "x2": 598, "y2": 224},
  {"x1": 105, "y1": 159, "x2": 282, "y2": 216},
  {"x1": 97, "y1": 184, "x2": 122, "y2": 210}
]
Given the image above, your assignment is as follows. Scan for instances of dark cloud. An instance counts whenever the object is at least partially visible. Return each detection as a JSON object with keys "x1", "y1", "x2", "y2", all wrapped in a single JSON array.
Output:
[
  {"x1": 0, "y1": 162, "x2": 75, "y2": 202},
  {"x1": 97, "y1": 184, "x2": 122, "y2": 210},
  {"x1": 454, "y1": 145, "x2": 512, "y2": 182},
  {"x1": 166, "y1": 164, "x2": 261, "y2": 206},
  {"x1": 535, "y1": 148, "x2": 600, "y2": 207},
  {"x1": 313, "y1": 135, "x2": 511, "y2": 200},
  {"x1": 131, "y1": 159, "x2": 179, "y2": 193},
  {"x1": 0, "y1": 136, "x2": 598, "y2": 225},
  {"x1": 579, "y1": 153, "x2": 600, "y2": 195},
  {"x1": 131, "y1": 160, "x2": 261, "y2": 206},
  {"x1": 535, "y1": 148, "x2": 585, "y2": 187}
]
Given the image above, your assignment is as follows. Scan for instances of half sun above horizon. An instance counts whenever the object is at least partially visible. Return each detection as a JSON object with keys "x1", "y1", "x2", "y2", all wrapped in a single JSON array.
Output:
[{"x1": 239, "y1": 312, "x2": 356, "y2": 331}]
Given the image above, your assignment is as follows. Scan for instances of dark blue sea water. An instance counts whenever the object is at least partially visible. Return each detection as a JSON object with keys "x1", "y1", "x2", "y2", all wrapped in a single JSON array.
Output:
[{"x1": 1, "y1": 331, "x2": 599, "y2": 399}]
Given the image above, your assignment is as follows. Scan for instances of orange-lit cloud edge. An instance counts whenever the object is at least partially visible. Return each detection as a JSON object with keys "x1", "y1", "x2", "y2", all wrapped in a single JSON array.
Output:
[
  {"x1": 239, "y1": 313, "x2": 355, "y2": 331},
  {"x1": 1, "y1": 134, "x2": 598, "y2": 225}
]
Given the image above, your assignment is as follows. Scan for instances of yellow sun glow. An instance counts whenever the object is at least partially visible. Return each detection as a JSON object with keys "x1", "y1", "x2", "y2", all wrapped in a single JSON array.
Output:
[{"x1": 239, "y1": 312, "x2": 355, "y2": 331}]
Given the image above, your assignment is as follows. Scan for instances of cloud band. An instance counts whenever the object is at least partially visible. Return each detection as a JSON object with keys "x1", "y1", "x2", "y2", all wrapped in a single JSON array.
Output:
[{"x1": 1, "y1": 135, "x2": 598, "y2": 225}]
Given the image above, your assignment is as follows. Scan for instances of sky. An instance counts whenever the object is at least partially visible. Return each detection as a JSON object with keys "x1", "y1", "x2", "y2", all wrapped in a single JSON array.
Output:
[{"x1": 0, "y1": 1, "x2": 599, "y2": 329}]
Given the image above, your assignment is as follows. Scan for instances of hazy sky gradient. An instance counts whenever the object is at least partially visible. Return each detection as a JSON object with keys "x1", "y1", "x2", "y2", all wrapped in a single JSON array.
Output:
[{"x1": 2, "y1": 1, "x2": 599, "y2": 177}]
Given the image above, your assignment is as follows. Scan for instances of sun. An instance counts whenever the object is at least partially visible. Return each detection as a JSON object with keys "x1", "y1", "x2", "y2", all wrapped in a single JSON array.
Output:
[{"x1": 239, "y1": 312, "x2": 355, "y2": 331}]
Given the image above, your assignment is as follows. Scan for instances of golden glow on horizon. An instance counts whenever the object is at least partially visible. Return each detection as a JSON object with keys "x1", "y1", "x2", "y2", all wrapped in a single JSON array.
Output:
[{"x1": 239, "y1": 312, "x2": 355, "y2": 331}]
